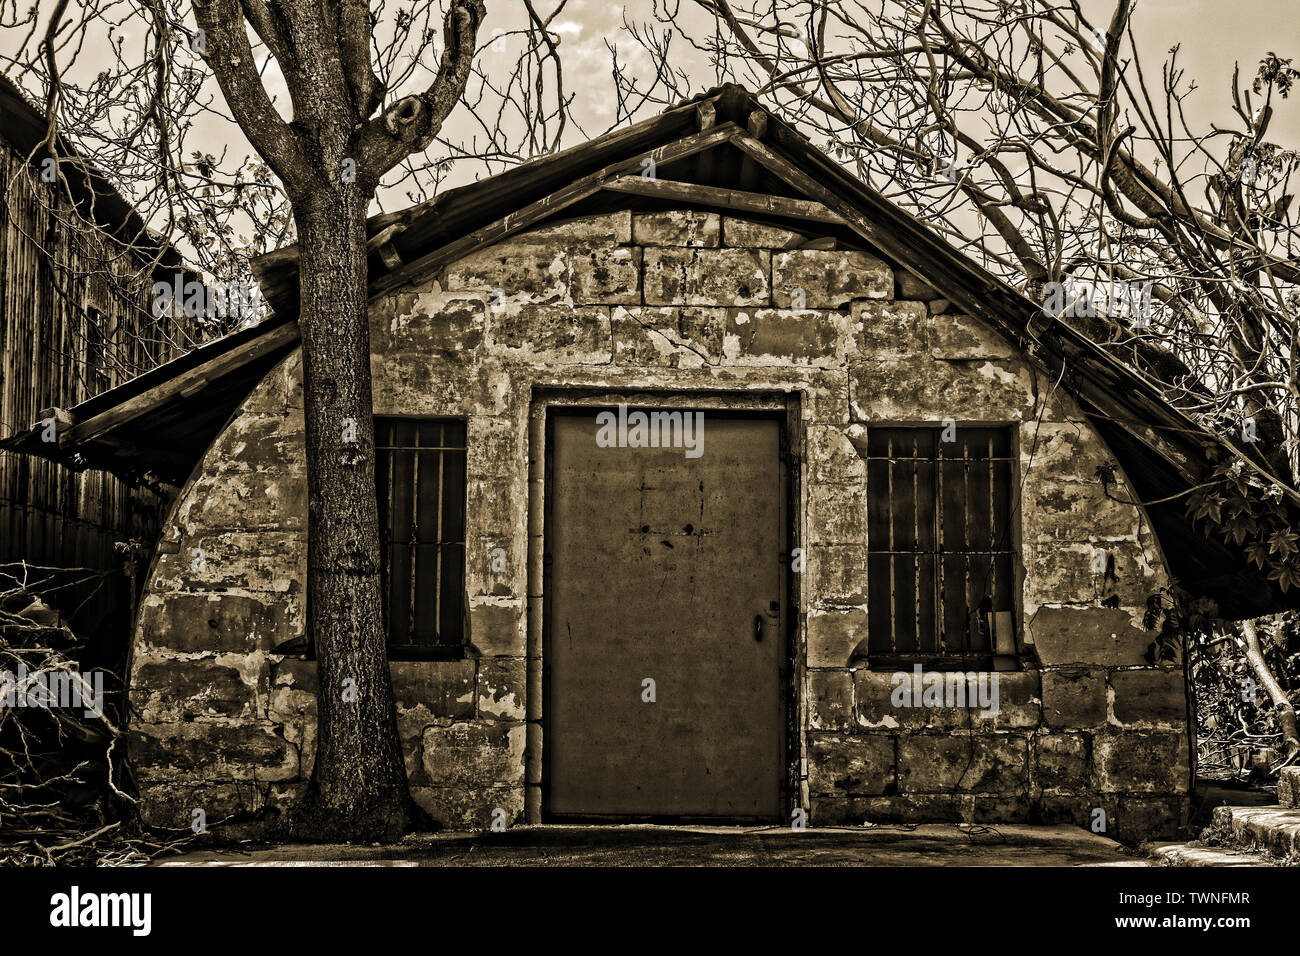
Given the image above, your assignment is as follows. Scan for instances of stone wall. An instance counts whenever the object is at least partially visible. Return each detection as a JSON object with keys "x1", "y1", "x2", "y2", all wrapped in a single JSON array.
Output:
[{"x1": 129, "y1": 207, "x2": 1190, "y2": 840}]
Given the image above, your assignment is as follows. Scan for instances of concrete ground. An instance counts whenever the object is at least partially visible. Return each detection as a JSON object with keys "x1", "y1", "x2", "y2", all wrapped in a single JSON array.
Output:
[{"x1": 158, "y1": 822, "x2": 1150, "y2": 867}]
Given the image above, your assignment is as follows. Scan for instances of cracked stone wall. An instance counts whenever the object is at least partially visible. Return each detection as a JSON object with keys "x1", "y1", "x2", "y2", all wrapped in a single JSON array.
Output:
[{"x1": 129, "y1": 207, "x2": 1190, "y2": 840}]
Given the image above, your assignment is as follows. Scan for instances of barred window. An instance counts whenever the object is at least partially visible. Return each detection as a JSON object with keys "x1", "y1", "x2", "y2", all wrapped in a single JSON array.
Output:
[
  {"x1": 865, "y1": 426, "x2": 1017, "y2": 668},
  {"x1": 375, "y1": 418, "x2": 467, "y2": 658}
]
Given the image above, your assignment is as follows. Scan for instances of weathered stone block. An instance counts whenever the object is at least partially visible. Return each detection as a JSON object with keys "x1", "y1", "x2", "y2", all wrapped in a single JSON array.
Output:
[
  {"x1": 723, "y1": 308, "x2": 848, "y2": 367},
  {"x1": 1110, "y1": 668, "x2": 1187, "y2": 727},
  {"x1": 1041, "y1": 667, "x2": 1107, "y2": 728},
  {"x1": 854, "y1": 300, "x2": 927, "y2": 359},
  {"x1": 773, "y1": 250, "x2": 892, "y2": 307},
  {"x1": 372, "y1": 350, "x2": 518, "y2": 417},
  {"x1": 850, "y1": 357, "x2": 1039, "y2": 423},
  {"x1": 411, "y1": 785, "x2": 526, "y2": 830},
  {"x1": 611, "y1": 306, "x2": 724, "y2": 367},
  {"x1": 567, "y1": 244, "x2": 642, "y2": 305},
  {"x1": 807, "y1": 669, "x2": 854, "y2": 730},
  {"x1": 134, "y1": 659, "x2": 256, "y2": 721},
  {"x1": 855, "y1": 668, "x2": 1038, "y2": 730},
  {"x1": 526, "y1": 210, "x2": 632, "y2": 243},
  {"x1": 807, "y1": 544, "x2": 868, "y2": 605},
  {"x1": 808, "y1": 794, "x2": 881, "y2": 826},
  {"x1": 1027, "y1": 605, "x2": 1153, "y2": 667},
  {"x1": 130, "y1": 721, "x2": 297, "y2": 782},
  {"x1": 137, "y1": 780, "x2": 276, "y2": 830},
  {"x1": 808, "y1": 733, "x2": 895, "y2": 795},
  {"x1": 1019, "y1": 421, "x2": 1111, "y2": 474},
  {"x1": 390, "y1": 659, "x2": 477, "y2": 720},
  {"x1": 1111, "y1": 794, "x2": 1187, "y2": 842},
  {"x1": 1022, "y1": 479, "x2": 1134, "y2": 542},
  {"x1": 807, "y1": 607, "x2": 869, "y2": 668},
  {"x1": 807, "y1": 424, "x2": 867, "y2": 485},
  {"x1": 137, "y1": 593, "x2": 295, "y2": 654},
  {"x1": 808, "y1": 484, "x2": 867, "y2": 545},
  {"x1": 989, "y1": 671, "x2": 1043, "y2": 729},
  {"x1": 1093, "y1": 731, "x2": 1190, "y2": 793},
  {"x1": 467, "y1": 600, "x2": 525, "y2": 656},
  {"x1": 972, "y1": 795, "x2": 1038, "y2": 823},
  {"x1": 422, "y1": 721, "x2": 526, "y2": 788},
  {"x1": 1279, "y1": 766, "x2": 1300, "y2": 808},
  {"x1": 187, "y1": 471, "x2": 306, "y2": 532},
  {"x1": 271, "y1": 656, "x2": 318, "y2": 695},
  {"x1": 722, "y1": 217, "x2": 805, "y2": 248},
  {"x1": 852, "y1": 792, "x2": 972, "y2": 824},
  {"x1": 928, "y1": 312, "x2": 1017, "y2": 360},
  {"x1": 1033, "y1": 732, "x2": 1091, "y2": 791},
  {"x1": 377, "y1": 291, "x2": 485, "y2": 354},
  {"x1": 632, "y1": 210, "x2": 720, "y2": 247},
  {"x1": 477, "y1": 658, "x2": 526, "y2": 720},
  {"x1": 487, "y1": 304, "x2": 612, "y2": 363},
  {"x1": 446, "y1": 242, "x2": 569, "y2": 300},
  {"x1": 239, "y1": 353, "x2": 301, "y2": 417},
  {"x1": 897, "y1": 733, "x2": 1028, "y2": 793},
  {"x1": 205, "y1": 410, "x2": 305, "y2": 475},
  {"x1": 1024, "y1": 544, "x2": 1159, "y2": 617},
  {"x1": 167, "y1": 532, "x2": 305, "y2": 594},
  {"x1": 642, "y1": 248, "x2": 770, "y2": 306}
]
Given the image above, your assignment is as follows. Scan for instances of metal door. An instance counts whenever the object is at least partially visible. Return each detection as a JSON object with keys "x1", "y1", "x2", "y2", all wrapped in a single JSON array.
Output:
[{"x1": 545, "y1": 408, "x2": 786, "y2": 819}]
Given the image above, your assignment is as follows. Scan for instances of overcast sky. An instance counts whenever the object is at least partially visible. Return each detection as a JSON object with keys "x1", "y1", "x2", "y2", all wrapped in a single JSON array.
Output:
[
  {"x1": 3, "y1": 1, "x2": 1296, "y2": 235},
  {"x1": 411, "y1": 0, "x2": 1300, "y2": 206}
]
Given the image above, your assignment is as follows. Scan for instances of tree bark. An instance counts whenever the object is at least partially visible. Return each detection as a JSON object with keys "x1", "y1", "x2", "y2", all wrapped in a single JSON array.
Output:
[
  {"x1": 280, "y1": 184, "x2": 415, "y2": 840},
  {"x1": 1241, "y1": 617, "x2": 1300, "y2": 761}
]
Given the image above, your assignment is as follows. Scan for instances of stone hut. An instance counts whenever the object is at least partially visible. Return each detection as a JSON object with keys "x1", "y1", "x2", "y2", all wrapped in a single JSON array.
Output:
[{"x1": 11, "y1": 86, "x2": 1290, "y2": 842}]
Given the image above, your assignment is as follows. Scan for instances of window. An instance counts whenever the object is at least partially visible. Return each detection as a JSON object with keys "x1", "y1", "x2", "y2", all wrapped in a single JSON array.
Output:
[
  {"x1": 375, "y1": 418, "x2": 467, "y2": 657},
  {"x1": 865, "y1": 426, "x2": 1017, "y2": 668}
]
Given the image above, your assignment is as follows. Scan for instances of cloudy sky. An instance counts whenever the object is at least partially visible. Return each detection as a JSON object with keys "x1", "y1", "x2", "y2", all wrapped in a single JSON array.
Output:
[{"x1": 3, "y1": 0, "x2": 1295, "y2": 234}]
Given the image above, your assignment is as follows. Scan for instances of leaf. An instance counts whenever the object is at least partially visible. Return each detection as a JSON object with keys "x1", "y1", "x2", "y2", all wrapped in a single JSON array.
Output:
[{"x1": 1269, "y1": 529, "x2": 1299, "y2": 556}]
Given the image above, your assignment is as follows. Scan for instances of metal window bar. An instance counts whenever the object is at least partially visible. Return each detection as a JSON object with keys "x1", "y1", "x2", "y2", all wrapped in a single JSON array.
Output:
[
  {"x1": 376, "y1": 418, "x2": 467, "y2": 656},
  {"x1": 865, "y1": 427, "x2": 1015, "y2": 666}
]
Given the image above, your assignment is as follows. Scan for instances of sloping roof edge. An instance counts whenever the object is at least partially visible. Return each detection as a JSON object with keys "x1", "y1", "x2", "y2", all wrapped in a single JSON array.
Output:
[{"x1": 4, "y1": 83, "x2": 1291, "y2": 617}]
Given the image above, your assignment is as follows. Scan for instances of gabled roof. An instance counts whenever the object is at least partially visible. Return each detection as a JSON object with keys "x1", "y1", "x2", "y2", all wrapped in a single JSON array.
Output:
[{"x1": 2, "y1": 84, "x2": 1291, "y2": 617}]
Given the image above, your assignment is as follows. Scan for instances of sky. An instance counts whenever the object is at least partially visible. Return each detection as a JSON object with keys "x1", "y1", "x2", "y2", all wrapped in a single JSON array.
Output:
[{"x1": 2, "y1": 0, "x2": 1297, "y2": 247}]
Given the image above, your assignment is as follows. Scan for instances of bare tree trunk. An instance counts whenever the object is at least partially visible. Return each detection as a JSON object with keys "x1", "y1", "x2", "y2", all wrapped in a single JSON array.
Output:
[
  {"x1": 283, "y1": 185, "x2": 414, "y2": 840},
  {"x1": 1241, "y1": 617, "x2": 1300, "y2": 761}
]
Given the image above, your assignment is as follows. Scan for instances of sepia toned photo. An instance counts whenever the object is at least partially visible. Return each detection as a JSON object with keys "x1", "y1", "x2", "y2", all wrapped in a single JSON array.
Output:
[{"x1": 0, "y1": 0, "x2": 1294, "y2": 937}]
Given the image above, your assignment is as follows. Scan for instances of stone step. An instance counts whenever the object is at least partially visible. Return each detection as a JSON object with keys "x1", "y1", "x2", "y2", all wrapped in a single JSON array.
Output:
[
  {"x1": 1210, "y1": 804, "x2": 1300, "y2": 858},
  {"x1": 1147, "y1": 842, "x2": 1273, "y2": 866}
]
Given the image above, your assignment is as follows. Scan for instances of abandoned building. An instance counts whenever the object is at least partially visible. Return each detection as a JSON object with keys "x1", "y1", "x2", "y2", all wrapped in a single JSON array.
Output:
[{"x1": 6, "y1": 85, "x2": 1292, "y2": 842}]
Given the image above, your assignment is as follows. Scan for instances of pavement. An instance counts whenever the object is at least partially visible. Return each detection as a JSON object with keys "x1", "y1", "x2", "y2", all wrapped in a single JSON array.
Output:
[{"x1": 157, "y1": 822, "x2": 1151, "y2": 866}]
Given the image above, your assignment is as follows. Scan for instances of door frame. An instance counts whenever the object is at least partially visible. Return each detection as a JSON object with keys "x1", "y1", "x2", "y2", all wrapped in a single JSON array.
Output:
[{"x1": 530, "y1": 387, "x2": 804, "y2": 824}]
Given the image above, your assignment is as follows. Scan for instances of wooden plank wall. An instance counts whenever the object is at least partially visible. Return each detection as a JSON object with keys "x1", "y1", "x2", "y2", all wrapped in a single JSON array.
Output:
[{"x1": 0, "y1": 139, "x2": 194, "y2": 643}]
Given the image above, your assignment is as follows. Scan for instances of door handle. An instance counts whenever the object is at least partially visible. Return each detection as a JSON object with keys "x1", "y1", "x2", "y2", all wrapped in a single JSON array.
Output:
[{"x1": 753, "y1": 614, "x2": 764, "y2": 642}]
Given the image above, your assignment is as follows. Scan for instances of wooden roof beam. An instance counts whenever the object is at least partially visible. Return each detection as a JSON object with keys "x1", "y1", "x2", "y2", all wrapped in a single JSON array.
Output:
[
  {"x1": 367, "y1": 123, "x2": 745, "y2": 300},
  {"x1": 600, "y1": 176, "x2": 846, "y2": 226},
  {"x1": 58, "y1": 320, "x2": 300, "y2": 448}
]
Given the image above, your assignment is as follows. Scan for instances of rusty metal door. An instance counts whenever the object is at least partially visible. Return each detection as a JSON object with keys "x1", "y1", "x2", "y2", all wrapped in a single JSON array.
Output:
[{"x1": 545, "y1": 408, "x2": 787, "y2": 820}]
